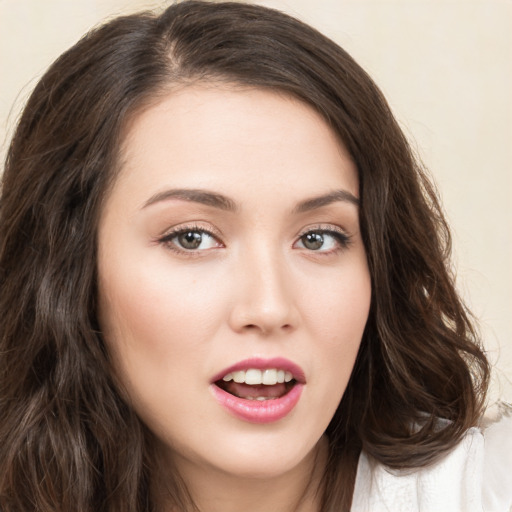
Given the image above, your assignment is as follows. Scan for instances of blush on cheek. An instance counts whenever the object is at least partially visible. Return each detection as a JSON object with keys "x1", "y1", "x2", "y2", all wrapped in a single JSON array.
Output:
[
  {"x1": 304, "y1": 273, "x2": 370, "y2": 344},
  {"x1": 99, "y1": 263, "x2": 220, "y2": 364}
]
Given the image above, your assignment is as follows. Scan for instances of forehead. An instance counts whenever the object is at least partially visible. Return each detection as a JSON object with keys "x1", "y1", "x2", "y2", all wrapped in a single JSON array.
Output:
[{"x1": 113, "y1": 84, "x2": 358, "y2": 208}]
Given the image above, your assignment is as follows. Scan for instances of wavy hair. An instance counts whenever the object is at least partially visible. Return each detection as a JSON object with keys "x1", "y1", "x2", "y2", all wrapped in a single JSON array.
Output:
[{"x1": 0, "y1": 2, "x2": 489, "y2": 511}]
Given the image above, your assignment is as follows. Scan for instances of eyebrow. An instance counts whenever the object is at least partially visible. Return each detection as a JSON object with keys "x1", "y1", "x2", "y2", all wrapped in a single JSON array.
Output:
[
  {"x1": 142, "y1": 188, "x2": 238, "y2": 211},
  {"x1": 293, "y1": 189, "x2": 359, "y2": 213},
  {"x1": 142, "y1": 187, "x2": 359, "y2": 212}
]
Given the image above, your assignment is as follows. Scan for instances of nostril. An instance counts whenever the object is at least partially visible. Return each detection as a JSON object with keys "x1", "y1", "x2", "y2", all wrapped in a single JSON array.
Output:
[{"x1": 242, "y1": 323, "x2": 293, "y2": 334}]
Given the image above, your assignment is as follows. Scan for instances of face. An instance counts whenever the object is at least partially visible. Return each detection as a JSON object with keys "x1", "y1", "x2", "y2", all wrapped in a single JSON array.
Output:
[{"x1": 97, "y1": 85, "x2": 371, "y2": 482}]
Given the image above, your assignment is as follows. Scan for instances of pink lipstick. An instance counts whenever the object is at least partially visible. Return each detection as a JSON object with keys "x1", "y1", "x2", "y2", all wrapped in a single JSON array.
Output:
[{"x1": 210, "y1": 357, "x2": 305, "y2": 424}]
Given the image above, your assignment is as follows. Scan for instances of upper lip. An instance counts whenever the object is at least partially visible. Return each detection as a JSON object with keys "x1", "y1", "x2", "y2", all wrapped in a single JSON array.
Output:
[{"x1": 211, "y1": 357, "x2": 306, "y2": 384}]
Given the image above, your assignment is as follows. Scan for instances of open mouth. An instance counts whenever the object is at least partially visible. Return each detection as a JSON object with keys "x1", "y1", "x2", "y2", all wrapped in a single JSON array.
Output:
[
  {"x1": 215, "y1": 368, "x2": 297, "y2": 401},
  {"x1": 211, "y1": 361, "x2": 305, "y2": 423}
]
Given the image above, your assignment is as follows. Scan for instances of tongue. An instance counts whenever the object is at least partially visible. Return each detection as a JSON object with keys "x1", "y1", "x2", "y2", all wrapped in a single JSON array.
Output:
[{"x1": 222, "y1": 382, "x2": 289, "y2": 399}]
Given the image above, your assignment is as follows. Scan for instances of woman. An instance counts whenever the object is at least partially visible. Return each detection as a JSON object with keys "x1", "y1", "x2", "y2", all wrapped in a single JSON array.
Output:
[{"x1": 0, "y1": 2, "x2": 510, "y2": 511}]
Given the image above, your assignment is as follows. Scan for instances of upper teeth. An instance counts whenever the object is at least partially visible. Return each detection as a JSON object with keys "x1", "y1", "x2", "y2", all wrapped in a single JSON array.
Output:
[{"x1": 222, "y1": 369, "x2": 293, "y2": 385}]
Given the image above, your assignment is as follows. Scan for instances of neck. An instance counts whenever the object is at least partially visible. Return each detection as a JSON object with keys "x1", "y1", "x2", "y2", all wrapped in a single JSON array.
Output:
[{"x1": 154, "y1": 437, "x2": 329, "y2": 512}]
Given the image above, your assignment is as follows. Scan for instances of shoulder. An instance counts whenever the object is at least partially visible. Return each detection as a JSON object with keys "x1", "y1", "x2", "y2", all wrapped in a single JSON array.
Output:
[
  {"x1": 351, "y1": 403, "x2": 512, "y2": 512},
  {"x1": 480, "y1": 402, "x2": 512, "y2": 512}
]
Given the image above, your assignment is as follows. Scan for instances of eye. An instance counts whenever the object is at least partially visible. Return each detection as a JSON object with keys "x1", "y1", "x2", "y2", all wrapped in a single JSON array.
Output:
[
  {"x1": 159, "y1": 227, "x2": 221, "y2": 252},
  {"x1": 295, "y1": 229, "x2": 351, "y2": 252}
]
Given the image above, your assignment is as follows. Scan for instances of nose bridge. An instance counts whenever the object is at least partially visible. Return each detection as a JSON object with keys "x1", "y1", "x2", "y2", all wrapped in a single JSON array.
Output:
[{"x1": 229, "y1": 241, "x2": 297, "y2": 335}]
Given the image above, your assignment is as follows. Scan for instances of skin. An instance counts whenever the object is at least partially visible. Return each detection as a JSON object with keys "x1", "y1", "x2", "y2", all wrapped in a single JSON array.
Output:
[{"x1": 97, "y1": 85, "x2": 371, "y2": 512}]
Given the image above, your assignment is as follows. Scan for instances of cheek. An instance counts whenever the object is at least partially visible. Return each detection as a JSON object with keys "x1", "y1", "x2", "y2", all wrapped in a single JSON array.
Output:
[
  {"x1": 96, "y1": 253, "x2": 229, "y2": 408},
  {"x1": 97, "y1": 261, "x2": 220, "y2": 431},
  {"x1": 302, "y1": 262, "x2": 371, "y2": 343},
  {"x1": 300, "y1": 260, "x2": 371, "y2": 391},
  {"x1": 100, "y1": 256, "x2": 219, "y2": 347}
]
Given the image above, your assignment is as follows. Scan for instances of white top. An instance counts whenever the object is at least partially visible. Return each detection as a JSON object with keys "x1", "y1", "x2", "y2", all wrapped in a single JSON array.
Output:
[{"x1": 351, "y1": 403, "x2": 512, "y2": 512}]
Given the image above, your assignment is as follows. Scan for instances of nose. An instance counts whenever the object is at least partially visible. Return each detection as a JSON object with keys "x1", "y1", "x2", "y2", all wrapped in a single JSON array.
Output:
[{"x1": 228, "y1": 246, "x2": 299, "y2": 336}]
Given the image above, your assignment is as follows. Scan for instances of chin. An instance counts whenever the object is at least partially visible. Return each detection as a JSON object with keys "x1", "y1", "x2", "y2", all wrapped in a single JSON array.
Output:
[
  {"x1": 210, "y1": 452, "x2": 311, "y2": 480},
  {"x1": 195, "y1": 428, "x2": 322, "y2": 480}
]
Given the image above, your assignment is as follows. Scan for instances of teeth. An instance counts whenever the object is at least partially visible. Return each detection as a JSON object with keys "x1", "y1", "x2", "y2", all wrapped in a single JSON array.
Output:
[
  {"x1": 262, "y1": 369, "x2": 277, "y2": 385},
  {"x1": 221, "y1": 368, "x2": 295, "y2": 385},
  {"x1": 233, "y1": 371, "x2": 245, "y2": 383},
  {"x1": 245, "y1": 369, "x2": 262, "y2": 385}
]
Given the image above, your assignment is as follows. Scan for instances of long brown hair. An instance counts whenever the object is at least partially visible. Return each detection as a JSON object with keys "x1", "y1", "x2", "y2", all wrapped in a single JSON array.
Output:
[{"x1": 0, "y1": 2, "x2": 489, "y2": 511}]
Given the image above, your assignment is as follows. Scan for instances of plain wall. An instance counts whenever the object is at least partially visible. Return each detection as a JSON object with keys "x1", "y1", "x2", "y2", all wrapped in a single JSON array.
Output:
[{"x1": 1, "y1": 0, "x2": 511, "y2": 401}]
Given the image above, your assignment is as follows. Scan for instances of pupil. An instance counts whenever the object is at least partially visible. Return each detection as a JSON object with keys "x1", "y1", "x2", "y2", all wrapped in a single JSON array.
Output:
[
  {"x1": 303, "y1": 232, "x2": 323, "y2": 250},
  {"x1": 179, "y1": 231, "x2": 202, "y2": 249}
]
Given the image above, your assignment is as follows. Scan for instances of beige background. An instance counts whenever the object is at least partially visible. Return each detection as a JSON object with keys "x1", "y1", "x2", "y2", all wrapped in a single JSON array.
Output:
[{"x1": 1, "y1": 0, "x2": 511, "y2": 402}]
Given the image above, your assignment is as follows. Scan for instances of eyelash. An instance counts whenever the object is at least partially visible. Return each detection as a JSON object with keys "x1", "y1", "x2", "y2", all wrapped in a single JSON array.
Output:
[
  {"x1": 157, "y1": 224, "x2": 352, "y2": 255},
  {"x1": 158, "y1": 224, "x2": 222, "y2": 255},
  {"x1": 295, "y1": 226, "x2": 352, "y2": 254}
]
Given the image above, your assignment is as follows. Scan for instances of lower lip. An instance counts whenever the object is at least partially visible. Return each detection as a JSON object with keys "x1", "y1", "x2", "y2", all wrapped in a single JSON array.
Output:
[{"x1": 210, "y1": 383, "x2": 304, "y2": 424}]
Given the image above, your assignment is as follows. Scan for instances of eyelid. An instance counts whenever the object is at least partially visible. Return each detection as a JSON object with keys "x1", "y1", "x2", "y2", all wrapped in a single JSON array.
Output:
[
  {"x1": 296, "y1": 223, "x2": 348, "y2": 238},
  {"x1": 158, "y1": 221, "x2": 223, "y2": 241},
  {"x1": 294, "y1": 224, "x2": 352, "y2": 252},
  {"x1": 157, "y1": 222, "x2": 225, "y2": 254},
  {"x1": 155, "y1": 222, "x2": 352, "y2": 255}
]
